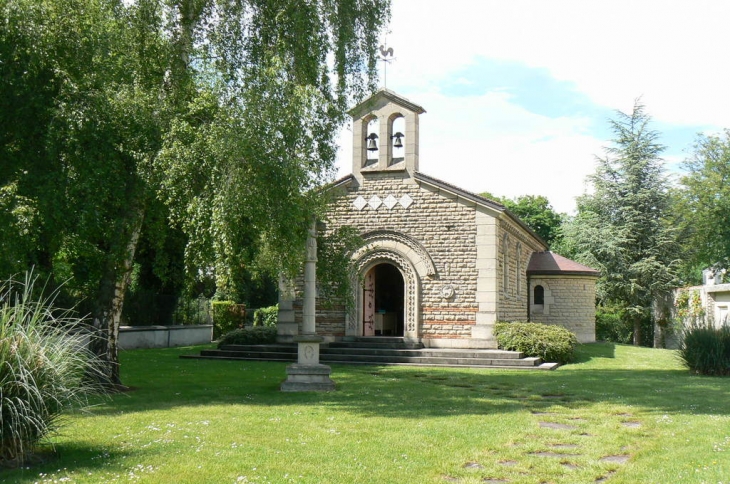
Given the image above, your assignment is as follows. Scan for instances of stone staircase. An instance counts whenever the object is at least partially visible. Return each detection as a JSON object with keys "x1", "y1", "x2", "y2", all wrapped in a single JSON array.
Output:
[{"x1": 183, "y1": 337, "x2": 559, "y2": 370}]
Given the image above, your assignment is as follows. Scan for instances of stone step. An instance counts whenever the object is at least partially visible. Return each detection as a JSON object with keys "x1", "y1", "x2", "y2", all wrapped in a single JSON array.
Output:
[
  {"x1": 185, "y1": 344, "x2": 555, "y2": 369},
  {"x1": 327, "y1": 341, "x2": 425, "y2": 350},
  {"x1": 200, "y1": 349, "x2": 295, "y2": 360},
  {"x1": 319, "y1": 353, "x2": 542, "y2": 367},
  {"x1": 321, "y1": 347, "x2": 524, "y2": 359},
  {"x1": 343, "y1": 336, "x2": 408, "y2": 342},
  {"x1": 217, "y1": 344, "x2": 297, "y2": 353}
]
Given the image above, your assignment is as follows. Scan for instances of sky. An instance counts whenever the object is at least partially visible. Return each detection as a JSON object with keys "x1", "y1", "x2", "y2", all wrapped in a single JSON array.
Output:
[{"x1": 334, "y1": 0, "x2": 730, "y2": 214}]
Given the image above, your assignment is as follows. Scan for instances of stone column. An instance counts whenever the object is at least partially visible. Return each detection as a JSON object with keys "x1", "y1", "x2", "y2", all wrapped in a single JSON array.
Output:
[{"x1": 281, "y1": 223, "x2": 336, "y2": 392}]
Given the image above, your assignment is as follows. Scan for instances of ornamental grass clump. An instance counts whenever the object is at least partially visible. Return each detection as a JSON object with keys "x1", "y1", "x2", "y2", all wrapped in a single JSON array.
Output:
[
  {"x1": 0, "y1": 273, "x2": 105, "y2": 468},
  {"x1": 495, "y1": 321, "x2": 578, "y2": 364},
  {"x1": 679, "y1": 324, "x2": 730, "y2": 376}
]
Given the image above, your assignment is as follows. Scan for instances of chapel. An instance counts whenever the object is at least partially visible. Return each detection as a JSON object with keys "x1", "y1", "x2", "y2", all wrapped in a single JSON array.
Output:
[{"x1": 276, "y1": 89, "x2": 599, "y2": 348}]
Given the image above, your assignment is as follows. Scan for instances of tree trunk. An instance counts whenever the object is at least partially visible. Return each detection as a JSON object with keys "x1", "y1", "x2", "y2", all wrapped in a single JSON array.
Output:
[
  {"x1": 633, "y1": 316, "x2": 641, "y2": 346},
  {"x1": 90, "y1": 206, "x2": 145, "y2": 388}
]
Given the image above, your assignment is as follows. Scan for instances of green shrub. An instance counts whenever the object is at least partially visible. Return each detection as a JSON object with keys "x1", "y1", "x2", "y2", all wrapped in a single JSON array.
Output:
[
  {"x1": 494, "y1": 321, "x2": 578, "y2": 364},
  {"x1": 0, "y1": 273, "x2": 105, "y2": 467},
  {"x1": 253, "y1": 304, "x2": 278, "y2": 327},
  {"x1": 679, "y1": 325, "x2": 730, "y2": 376},
  {"x1": 595, "y1": 306, "x2": 654, "y2": 346},
  {"x1": 217, "y1": 326, "x2": 277, "y2": 346},
  {"x1": 211, "y1": 301, "x2": 246, "y2": 338},
  {"x1": 595, "y1": 306, "x2": 632, "y2": 344}
]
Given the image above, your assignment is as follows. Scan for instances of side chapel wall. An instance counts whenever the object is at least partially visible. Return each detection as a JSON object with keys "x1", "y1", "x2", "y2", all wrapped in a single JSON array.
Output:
[
  {"x1": 529, "y1": 275, "x2": 597, "y2": 343},
  {"x1": 497, "y1": 218, "x2": 543, "y2": 322}
]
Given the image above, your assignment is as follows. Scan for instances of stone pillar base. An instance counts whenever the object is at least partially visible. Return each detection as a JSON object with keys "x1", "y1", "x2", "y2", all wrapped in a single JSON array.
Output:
[{"x1": 281, "y1": 363, "x2": 335, "y2": 392}]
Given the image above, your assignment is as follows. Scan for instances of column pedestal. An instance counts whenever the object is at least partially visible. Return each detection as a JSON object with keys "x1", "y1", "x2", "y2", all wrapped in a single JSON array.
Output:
[{"x1": 280, "y1": 335, "x2": 335, "y2": 392}]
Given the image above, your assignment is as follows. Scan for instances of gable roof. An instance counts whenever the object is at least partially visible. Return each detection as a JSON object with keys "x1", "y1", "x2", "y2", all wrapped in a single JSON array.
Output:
[
  {"x1": 347, "y1": 88, "x2": 426, "y2": 119},
  {"x1": 527, "y1": 251, "x2": 600, "y2": 277},
  {"x1": 413, "y1": 172, "x2": 548, "y2": 248}
]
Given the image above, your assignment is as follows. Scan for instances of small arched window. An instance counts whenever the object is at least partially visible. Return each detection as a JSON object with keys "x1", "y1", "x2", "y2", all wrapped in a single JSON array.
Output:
[
  {"x1": 390, "y1": 114, "x2": 405, "y2": 165},
  {"x1": 365, "y1": 117, "x2": 379, "y2": 166},
  {"x1": 534, "y1": 285, "x2": 544, "y2": 305},
  {"x1": 516, "y1": 243, "x2": 522, "y2": 296}
]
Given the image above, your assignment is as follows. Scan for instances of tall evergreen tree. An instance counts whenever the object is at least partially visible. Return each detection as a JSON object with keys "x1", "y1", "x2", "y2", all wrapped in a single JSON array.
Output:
[{"x1": 562, "y1": 101, "x2": 679, "y2": 345}]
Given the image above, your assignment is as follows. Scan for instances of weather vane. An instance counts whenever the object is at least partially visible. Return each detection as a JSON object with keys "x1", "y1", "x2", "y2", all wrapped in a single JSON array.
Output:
[{"x1": 379, "y1": 41, "x2": 395, "y2": 88}]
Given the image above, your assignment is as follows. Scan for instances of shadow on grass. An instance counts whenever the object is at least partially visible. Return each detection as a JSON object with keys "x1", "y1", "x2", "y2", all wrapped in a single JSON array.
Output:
[
  {"x1": 82, "y1": 343, "x2": 730, "y2": 421},
  {"x1": 1, "y1": 442, "x2": 141, "y2": 483},
  {"x1": 573, "y1": 342, "x2": 616, "y2": 362}
]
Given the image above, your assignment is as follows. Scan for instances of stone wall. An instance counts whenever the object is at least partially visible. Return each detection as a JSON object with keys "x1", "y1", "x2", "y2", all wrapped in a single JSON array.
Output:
[
  {"x1": 281, "y1": 171, "x2": 483, "y2": 345},
  {"x1": 497, "y1": 219, "x2": 544, "y2": 322},
  {"x1": 529, "y1": 275, "x2": 596, "y2": 343}
]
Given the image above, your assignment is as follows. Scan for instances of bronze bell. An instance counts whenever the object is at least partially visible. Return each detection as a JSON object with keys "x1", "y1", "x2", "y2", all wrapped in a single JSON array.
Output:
[
  {"x1": 366, "y1": 133, "x2": 379, "y2": 151},
  {"x1": 392, "y1": 132, "x2": 404, "y2": 149}
]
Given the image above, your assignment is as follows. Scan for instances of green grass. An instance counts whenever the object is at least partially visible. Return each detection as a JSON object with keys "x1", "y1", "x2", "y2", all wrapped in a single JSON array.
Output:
[{"x1": 3, "y1": 343, "x2": 729, "y2": 483}]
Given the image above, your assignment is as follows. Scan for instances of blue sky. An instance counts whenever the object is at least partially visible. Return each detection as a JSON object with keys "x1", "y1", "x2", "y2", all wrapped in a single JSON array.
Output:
[{"x1": 335, "y1": 0, "x2": 730, "y2": 213}]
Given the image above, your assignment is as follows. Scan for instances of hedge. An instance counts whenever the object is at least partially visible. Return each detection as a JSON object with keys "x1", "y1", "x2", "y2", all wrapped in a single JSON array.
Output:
[{"x1": 494, "y1": 321, "x2": 578, "y2": 364}]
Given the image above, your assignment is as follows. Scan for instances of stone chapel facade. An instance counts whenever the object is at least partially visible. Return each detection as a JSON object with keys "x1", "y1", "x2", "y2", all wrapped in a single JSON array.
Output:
[{"x1": 277, "y1": 89, "x2": 599, "y2": 348}]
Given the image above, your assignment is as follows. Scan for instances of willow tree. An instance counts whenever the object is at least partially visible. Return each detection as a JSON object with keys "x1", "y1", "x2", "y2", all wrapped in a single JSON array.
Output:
[
  {"x1": 0, "y1": 0, "x2": 389, "y2": 386},
  {"x1": 562, "y1": 101, "x2": 680, "y2": 346}
]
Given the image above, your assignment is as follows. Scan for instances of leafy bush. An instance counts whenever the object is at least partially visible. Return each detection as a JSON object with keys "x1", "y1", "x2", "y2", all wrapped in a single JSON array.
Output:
[
  {"x1": 253, "y1": 304, "x2": 278, "y2": 327},
  {"x1": 0, "y1": 273, "x2": 104, "y2": 467},
  {"x1": 595, "y1": 306, "x2": 632, "y2": 344},
  {"x1": 595, "y1": 305, "x2": 654, "y2": 346},
  {"x1": 211, "y1": 301, "x2": 246, "y2": 338},
  {"x1": 679, "y1": 325, "x2": 730, "y2": 376},
  {"x1": 217, "y1": 326, "x2": 277, "y2": 346},
  {"x1": 495, "y1": 321, "x2": 578, "y2": 364}
]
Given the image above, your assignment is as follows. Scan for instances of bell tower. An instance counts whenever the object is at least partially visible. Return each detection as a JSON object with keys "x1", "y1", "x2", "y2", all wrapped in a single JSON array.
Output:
[{"x1": 348, "y1": 89, "x2": 426, "y2": 184}]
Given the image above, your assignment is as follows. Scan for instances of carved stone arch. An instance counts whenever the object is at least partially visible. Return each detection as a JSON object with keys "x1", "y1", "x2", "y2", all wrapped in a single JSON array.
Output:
[
  {"x1": 347, "y1": 243, "x2": 423, "y2": 341},
  {"x1": 353, "y1": 230, "x2": 436, "y2": 278}
]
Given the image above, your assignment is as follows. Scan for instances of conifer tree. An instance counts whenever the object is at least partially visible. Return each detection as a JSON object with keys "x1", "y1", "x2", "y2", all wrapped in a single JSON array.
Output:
[{"x1": 563, "y1": 101, "x2": 679, "y2": 345}]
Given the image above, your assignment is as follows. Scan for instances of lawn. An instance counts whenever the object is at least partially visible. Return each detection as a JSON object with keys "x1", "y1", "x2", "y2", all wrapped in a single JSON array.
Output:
[{"x1": 3, "y1": 343, "x2": 729, "y2": 484}]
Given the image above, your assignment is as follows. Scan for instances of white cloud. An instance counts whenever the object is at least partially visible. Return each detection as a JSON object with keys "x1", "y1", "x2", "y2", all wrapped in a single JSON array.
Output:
[
  {"x1": 335, "y1": 0, "x2": 730, "y2": 213},
  {"x1": 337, "y1": 90, "x2": 604, "y2": 213}
]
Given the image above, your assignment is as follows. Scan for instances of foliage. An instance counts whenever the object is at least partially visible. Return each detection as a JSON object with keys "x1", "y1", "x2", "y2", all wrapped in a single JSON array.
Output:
[
  {"x1": 561, "y1": 100, "x2": 680, "y2": 345},
  {"x1": 171, "y1": 296, "x2": 211, "y2": 326},
  {"x1": 253, "y1": 305, "x2": 278, "y2": 327},
  {"x1": 595, "y1": 305, "x2": 633, "y2": 344},
  {"x1": 494, "y1": 321, "x2": 578, "y2": 364},
  {"x1": 217, "y1": 326, "x2": 277, "y2": 346},
  {"x1": 210, "y1": 301, "x2": 246, "y2": 338},
  {"x1": 479, "y1": 193, "x2": 564, "y2": 247},
  {"x1": 675, "y1": 130, "x2": 730, "y2": 277},
  {"x1": 1, "y1": 0, "x2": 390, "y2": 384},
  {"x1": 679, "y1": 324, "x2": 730, "y2": 376},
  {"x1": 0, "y1": 273, "x2": 105, "y2": 467},
  {"x1": 674, "y1": 289, "x2": 705, "y2": 324},
  {"x1": 316, "y1": 225, "x2": 364, "y2": 311}
]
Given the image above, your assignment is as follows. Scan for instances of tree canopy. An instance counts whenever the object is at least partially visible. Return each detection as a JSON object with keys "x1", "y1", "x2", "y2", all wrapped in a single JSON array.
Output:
[
  {"x1": 479, "y1": 193, "x2": 564, "y2": 247},
  {"x1": 562, "y1": 101, "x2": 679, "y2": 345},
  {"x1": 1, "y1": 0, "x2": 390, "y2": 385},
  {"x1": 675, "y1": 130, "x2": 730, "y2": 281}
]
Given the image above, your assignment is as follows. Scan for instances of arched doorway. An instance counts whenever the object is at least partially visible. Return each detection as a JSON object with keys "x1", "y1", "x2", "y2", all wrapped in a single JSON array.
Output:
[{"x1": 362, "y1": 263, "x2": 405, "y2": 337}]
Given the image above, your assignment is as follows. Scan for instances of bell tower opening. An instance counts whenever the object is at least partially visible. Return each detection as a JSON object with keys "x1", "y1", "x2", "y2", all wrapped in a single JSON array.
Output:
[
  {"x1": 362, "y1": 263, "x2": 405, "y2": 337},
  {"x1": 347, "y1": 89, "x2": 426, "y2": 184}
]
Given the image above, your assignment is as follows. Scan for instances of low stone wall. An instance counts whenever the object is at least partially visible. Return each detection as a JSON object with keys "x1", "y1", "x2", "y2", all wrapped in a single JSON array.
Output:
[{"x1": 118, "y1": 325, "x2": 213, "y2": 350}]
